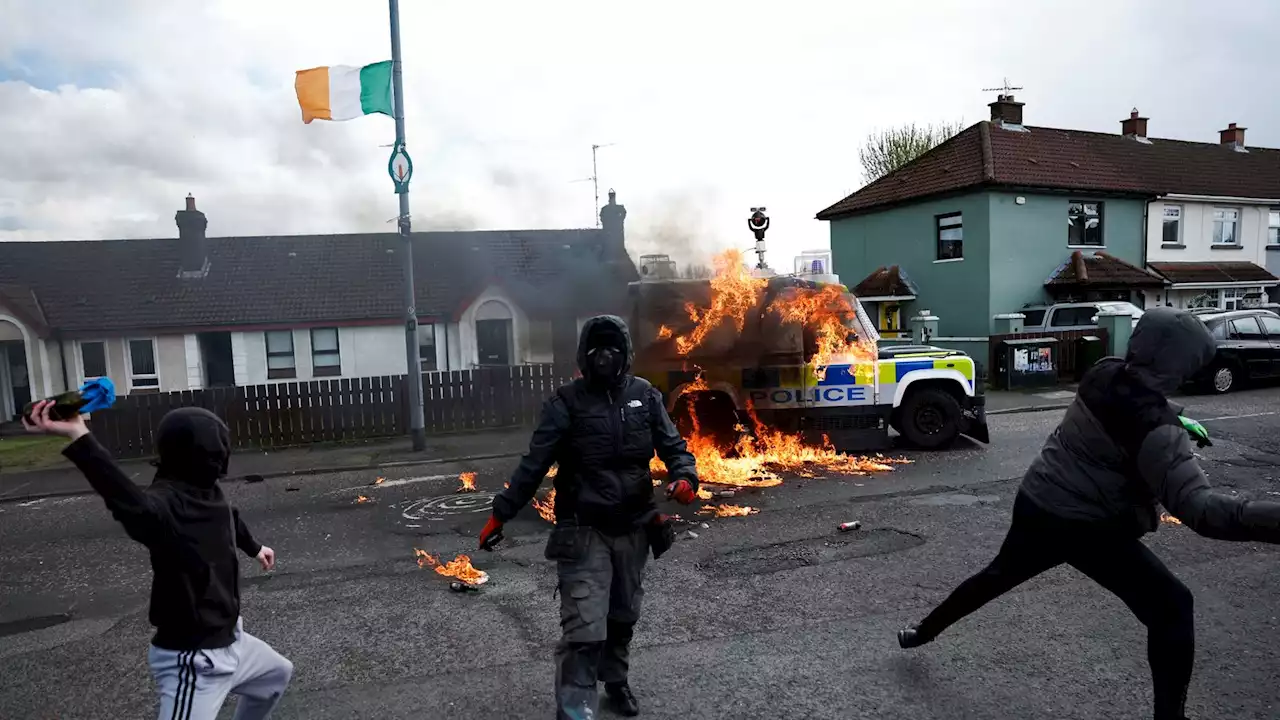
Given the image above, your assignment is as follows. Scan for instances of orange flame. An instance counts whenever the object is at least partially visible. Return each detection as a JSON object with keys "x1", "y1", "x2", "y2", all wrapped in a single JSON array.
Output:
[
  {"x1": 673, "y1": 249, "x2": 767, "y2": 355},
  {"x1": 355, "y1": 495, "x2": 371, "y2": 504},
  {"x1": 532, "y1": 488, "x2": 556, "y2": 523},
  {"x1": 698, "y1": 503, "x2": 759, "y2": 517},
  {"x1": 1160, "y1": 512, "x2": 1183, "y2": 525},
  {"x1": 768, "y1": 283, "x2": 877, "y2": 380},
  {"x1": 414, "y1": 549, "x2": 489, "y2": 584},
  {"x1": 457, "y1": 472, "x2": 477, "y2": 493},
  {"x1": 647, "y1": 394, "x2": 908, "y2": 488},
  {"x1": 657, "y1": 325, "x2": 674, "y2": 340},
  {"x1": 374, "y1": 477, "x2": 385, "y2": 485}
]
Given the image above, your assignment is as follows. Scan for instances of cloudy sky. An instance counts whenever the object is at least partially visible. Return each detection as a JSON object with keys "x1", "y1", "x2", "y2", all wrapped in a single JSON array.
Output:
[{"x1": 2, "y1": 0, "x2": 1278, "y2": 269}]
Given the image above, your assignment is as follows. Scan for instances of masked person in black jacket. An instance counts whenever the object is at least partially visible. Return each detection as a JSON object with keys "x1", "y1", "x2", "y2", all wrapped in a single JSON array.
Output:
[
  {"x1": 479, "y1": 315, "x2": 699, "y2": 720},
  {"x1": 24, "y1": 403, "x2": 292, "y2": 720},
  {"x1": 895, "y1": 308, "x2": 1280, "y2": 720}
]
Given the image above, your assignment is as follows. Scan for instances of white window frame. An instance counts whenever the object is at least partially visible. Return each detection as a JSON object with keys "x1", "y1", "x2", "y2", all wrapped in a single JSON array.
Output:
[
  {"x1": 76, "y1": 340, "x2": 110, "y2": 385},
  {"x1": 1268, "y1": 208, "x2": 1280, "y2": 247},
  {"x1": 1161, "y1": 204, "x2": 1182, "y2": 246},
  {"x1": 264, "y1": 330, "x2": 297, "y2": 379},
  {"x1": 1212, "y1": 207, "x2": 1241, "y2": 246},
  {"x1": 125, "y1": 337, "x2": 160, "y2": 392},
  {"x1": 309, "y1": 327, "x2": 341, "y2": 377},
  {"x1": 417, "y1": 323, "x2": 438, "y2": 372}
]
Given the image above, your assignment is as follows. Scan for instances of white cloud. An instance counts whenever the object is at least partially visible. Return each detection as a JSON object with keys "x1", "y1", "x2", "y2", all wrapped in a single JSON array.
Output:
[{"x1": 2, "y1": 0, "x2": 1279, "y2": 276}]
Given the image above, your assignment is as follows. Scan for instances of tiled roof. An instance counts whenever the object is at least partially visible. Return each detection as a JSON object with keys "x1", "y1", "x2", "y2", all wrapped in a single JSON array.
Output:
[
  {"x1": 817, "y1": 121, "x2": 1280, "y2": 220},
  {"x1": 0, "y1": 230, "x2": 638, "y2": 336},
  {"x1": 0, "y1": 283, "x2": 49, "y2": 336},
  {"x1": 1148, "y1": 261, "x2": 1279, "y2": 285},
  {"x1": 1046, "y1": 251, "x2": 1166, "y2": 288},
  {"x1": 851, "y1": 265, "x2": 920, "y2": 298}
]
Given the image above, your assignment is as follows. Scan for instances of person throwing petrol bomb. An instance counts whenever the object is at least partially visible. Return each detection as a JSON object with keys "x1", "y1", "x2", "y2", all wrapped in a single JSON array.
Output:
[
  {"x1": 895, "y1": 308, "x2": 1280, "y2": 720},
  {"x1": 23, "y1": 403, "x2": 292, "y2": 720},
  {"x1": 478, "y1": 315, "x2": 698, "y2": 719}
]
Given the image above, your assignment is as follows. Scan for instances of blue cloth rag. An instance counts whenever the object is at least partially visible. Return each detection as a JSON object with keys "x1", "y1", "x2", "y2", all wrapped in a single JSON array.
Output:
[{"x1": 79, "y1": 377, "x2": 116, "y2": 413}]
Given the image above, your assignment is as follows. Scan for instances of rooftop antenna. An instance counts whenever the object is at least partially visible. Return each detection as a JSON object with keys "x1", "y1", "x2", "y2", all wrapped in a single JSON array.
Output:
[
  {"x1": 981, "y1": 77, "x2": 1024, "y2": 99},
  {"x1": 570, "y1": 143, "x2": 616, "y2": 227}
]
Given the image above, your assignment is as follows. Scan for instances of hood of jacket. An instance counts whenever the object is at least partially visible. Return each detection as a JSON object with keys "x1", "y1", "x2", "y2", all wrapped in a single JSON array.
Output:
[
  {"x1": 154, "y1": 407, "x2": 231, "y2": 488},
  {"x1": 576, "y1": 314, "x2": 633, "y2": 385},
  {"x1": 1124, "y1": 307, "x2": 1217, "y2": 393}
]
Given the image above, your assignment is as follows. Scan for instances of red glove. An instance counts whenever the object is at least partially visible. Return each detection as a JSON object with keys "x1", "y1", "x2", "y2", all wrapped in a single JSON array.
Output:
[
  {"x1": 478, "y1": 515, "x2": 504, "y2": 551},
  {"x1": 666, "y1": 479, "x2": 696, "y2": 505}
]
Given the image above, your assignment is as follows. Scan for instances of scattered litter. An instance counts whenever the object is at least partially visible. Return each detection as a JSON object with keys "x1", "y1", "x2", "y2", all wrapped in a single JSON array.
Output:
[
  {"x1": 286, "y1": 487, "x2": 300, "y2": 492},
  {"x1": 450, "y1": 581, "x2": 481, "y2": 593},
  {"x1": 244, "y1": 474, "x2": 265, "y2": 484},
  {"x1": 699, "y1": 522, "x2": 710, "y2": 529},
  {"x1": 405, "y1": 524, "x2": 421, "y2": 528},
  {"x1": 684, "y1": 530, "x2": 700, "y2": 540},
  {"x1": 714, "y1": 490, "x2": 737, "y2": 498},
  {"x1": 838, "y1": 521, "x2": 862, "y2": 532},
  {"x1": 18, "y1": 499, "x2": 45, "y2": 508}
]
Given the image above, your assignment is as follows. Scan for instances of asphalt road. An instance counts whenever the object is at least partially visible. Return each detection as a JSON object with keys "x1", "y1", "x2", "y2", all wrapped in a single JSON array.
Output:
[{"x1": 2, "y1": 388, "x2": 1279, "y2": 719}]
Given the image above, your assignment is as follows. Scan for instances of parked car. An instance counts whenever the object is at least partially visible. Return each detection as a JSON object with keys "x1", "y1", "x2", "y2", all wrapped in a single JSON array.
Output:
[
  {"x1": 1188, "y1": 309, "x2": 1280, "y2": 394},
  {"x1": 1019, "y1": 301, "x2": 1144, "y2": 332}
]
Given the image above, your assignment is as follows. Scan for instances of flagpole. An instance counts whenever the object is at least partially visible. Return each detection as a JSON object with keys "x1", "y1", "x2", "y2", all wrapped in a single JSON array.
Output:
[{"x1": 389, "y1": 0, "x2": 427, "y2": 451}]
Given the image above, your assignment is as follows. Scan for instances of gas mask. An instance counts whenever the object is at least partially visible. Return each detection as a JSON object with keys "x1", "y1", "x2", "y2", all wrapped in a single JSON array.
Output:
[{"x1": 588, "y1": 346, "x2": 624, "y2": 384}]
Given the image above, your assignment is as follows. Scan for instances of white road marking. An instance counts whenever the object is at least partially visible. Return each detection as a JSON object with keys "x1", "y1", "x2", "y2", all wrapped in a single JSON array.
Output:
[
  {"x1": 1199, "y1": 411, "x2": 1279, "y2": 422},
  {"x1": 335, "y1": 474, "x2": 457, "y2": 494}
]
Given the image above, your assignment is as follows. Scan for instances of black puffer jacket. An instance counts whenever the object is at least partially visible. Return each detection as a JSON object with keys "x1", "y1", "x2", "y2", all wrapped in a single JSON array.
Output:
[
  {"x1": 1021, "y1": 307, "x2": 1280, "y2": 540},
  {"x1": 492, "y1": 315, "x2": 698, "y2": 533}
]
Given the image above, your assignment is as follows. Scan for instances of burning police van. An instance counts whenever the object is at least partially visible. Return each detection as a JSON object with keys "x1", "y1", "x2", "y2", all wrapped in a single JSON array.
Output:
[{"x1": 628, "y1": 252, "x2": 988, "y2": 452}]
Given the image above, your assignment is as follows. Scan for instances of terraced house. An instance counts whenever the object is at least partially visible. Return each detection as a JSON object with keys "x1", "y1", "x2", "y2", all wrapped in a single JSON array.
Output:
[
  {"x1": 819, "y1": 95, "x2": 1280, "y2": 358},
  {"x1": 0, "y1": 192, "x2": 636, "y2": 422}
]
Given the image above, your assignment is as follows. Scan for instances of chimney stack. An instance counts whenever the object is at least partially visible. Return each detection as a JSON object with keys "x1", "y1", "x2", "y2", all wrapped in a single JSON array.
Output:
[
  {"x1": 175, "y1": 193, "x2": 209, "y2": 277},
  {"x1": 1219, "y1": 122, "x2": 1247, "y2": 150},
  {"x1": 988, "y1": 94, "x2": 1025, "y2": 127},
  {"x1": 1121, "y1": 108, "x2": 1149, "y2": 141},
  {"x1": 599, "y1": 188, "x2": 626, "y2": 254}
]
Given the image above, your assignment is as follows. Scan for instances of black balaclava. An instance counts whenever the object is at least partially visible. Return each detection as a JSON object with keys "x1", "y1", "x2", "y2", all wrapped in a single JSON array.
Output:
[
  {"x1": 579, "y1": 317, "x2": 631, "y2": 389},
  {"x1": 154, "y1": 407, "x2": 232, "y2": 488}
]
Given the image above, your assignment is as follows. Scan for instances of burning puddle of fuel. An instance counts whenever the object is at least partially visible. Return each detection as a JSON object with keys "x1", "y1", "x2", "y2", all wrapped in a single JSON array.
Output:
[{"x1": 697, "y1": 530, "x2": 925, "y2": 578}]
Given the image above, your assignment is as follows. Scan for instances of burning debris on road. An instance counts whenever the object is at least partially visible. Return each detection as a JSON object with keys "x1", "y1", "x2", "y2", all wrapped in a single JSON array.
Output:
[
  {"x1": 698, "y1": 503, "x2": 760, "y2": 518},
  {"x1": 414, "y1": 549, "x2": 489, "y2": 585},
  {"x1": 457, "y1": 472, "x2": 478, "y2": 493},
  {"x1": 373, "y1": 477, "x2": 385, "y2": 486},
  {"x1": 1160, "y1": 512, "x2": 1183, "y2": 525},
  {"x1": 354, "y1": 495, "x2": 371, "y2": 504}
]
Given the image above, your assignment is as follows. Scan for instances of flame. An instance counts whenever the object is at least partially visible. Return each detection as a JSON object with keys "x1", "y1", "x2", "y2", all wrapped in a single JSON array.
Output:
[
  {"x1": 1160, "y1": 512, "x2": 1183, "y2": 525},
  {"x1": 457, "y1": 472, "x2": 477, "y2": 493},
  {"x1": 647, "y1": 392, "x2": 908, "y2": 488},
  {"x1": 673, "y1": 249, "x2": 767, "y2": 355},
  {"x1": 545, "y1": 465, "x2": 559, "y2": 479},
  {"x1": 374, "y1": 477, "x2": 385, "y2": 485},
  {"x1": 355, "y1": 495, "x2": 371, "y2": 504},
  {"x1": 414, "y1": 549, "x2": 489, "y2": 584},
  {"x1": 696, "y1": 487, "x2": 714, "y2": 501},
  {"x1": 767, "y1": 283, "x2": 877, "y2": 380},
  {"x1": 698, "y1": 503, "x2": 759, "y2": 517},
  {"x1": 532, "y1": 488, "x2": 556, "y2": 523},
  {"x1": 657, "y1": 325, "x2": 673, "y2": 340}
]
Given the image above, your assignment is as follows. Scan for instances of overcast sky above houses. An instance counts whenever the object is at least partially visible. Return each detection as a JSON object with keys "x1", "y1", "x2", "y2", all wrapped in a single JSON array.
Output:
[{"x1": 2, "y1": 0, "x2": 1278, "y2": 269}]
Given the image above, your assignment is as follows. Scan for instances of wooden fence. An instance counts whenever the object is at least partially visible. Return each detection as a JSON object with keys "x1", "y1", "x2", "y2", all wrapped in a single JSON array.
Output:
[
  {"x1": 987, "y1": 328, "x2": 1110, "y2": 382},
  {"x1": 89, "y1": 364, "x2": 574, "y2": 459}
]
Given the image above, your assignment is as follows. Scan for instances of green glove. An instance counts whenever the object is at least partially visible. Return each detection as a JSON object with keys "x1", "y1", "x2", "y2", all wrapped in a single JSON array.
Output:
[{"x1": 1179, "y1": 415, "x2": 1212, "y2": 448}]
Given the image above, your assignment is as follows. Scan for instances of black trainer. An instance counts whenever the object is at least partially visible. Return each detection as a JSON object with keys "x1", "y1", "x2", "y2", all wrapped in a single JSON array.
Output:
[
  {"x1": 897, "y1": 625, "x2": 932, "y2": 649},
  {"x1": 604, "y1": 683, "x2": 640, "y2": 717}
]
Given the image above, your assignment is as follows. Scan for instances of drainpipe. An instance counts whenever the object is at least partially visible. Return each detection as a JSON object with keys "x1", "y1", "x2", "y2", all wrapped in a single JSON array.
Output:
[
  {"x1": 56, "y1": 331, "x2": 70, "y2": 391},
  {"x1": 443, "y1": 322, "x2": 451, "y2": 372},
  {"x1": 1140, "y1": 197, "x2": 1152, "y2": 308}
]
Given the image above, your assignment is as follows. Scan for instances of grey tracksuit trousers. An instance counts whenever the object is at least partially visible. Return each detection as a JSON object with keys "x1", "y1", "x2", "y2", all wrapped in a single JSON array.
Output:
[
  {"x1": 148, "y1": 619, "x2": 293, "y2": 720},
  {"x1": 553, "y1": 526, "x2": 649, "y2": 720}
]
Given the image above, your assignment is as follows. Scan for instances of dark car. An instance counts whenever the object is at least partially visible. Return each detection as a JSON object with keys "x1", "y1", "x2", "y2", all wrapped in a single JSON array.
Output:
[{"x1": 1187, "y1": 309, "x2": 1280, "y2": 393}]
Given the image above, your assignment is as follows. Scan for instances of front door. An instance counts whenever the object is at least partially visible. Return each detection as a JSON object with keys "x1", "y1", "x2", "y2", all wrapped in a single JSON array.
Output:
[
  {"x1": 476, "y1": 319, "x2": 512, "y2": 366},
  {"x1": 198, "y1": 332, "x2": 236, "y2": 387},
  {"x1": 1257, "y1": 314, "x2": 1280, "y2": 376}
]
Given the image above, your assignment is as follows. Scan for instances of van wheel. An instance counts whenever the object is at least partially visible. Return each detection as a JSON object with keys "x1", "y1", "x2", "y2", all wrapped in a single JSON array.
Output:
[{"x1": 899, "y1": 388, "x2": 962, "y2": 449}]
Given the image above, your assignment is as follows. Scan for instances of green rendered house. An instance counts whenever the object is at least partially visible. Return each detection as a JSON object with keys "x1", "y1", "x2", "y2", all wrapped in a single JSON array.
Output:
[{"x1": 818, "y1": 95, "x2": 1164, "y2": 357}]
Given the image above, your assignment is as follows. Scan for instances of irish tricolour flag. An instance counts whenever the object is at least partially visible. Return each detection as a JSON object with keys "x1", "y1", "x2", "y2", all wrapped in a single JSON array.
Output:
[{"x1": 294, "y1": 61, "x2": 393, "y2": 124}]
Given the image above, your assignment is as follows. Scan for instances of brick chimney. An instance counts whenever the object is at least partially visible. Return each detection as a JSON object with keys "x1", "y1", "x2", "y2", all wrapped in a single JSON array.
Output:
[
  {"x1": 599, "y1": 188, "x2": 626, "y2": 253},
  {"x1": 1220, "y1": 122, "x2": 1247, "y2": 150},
  {"x1": 175, "y1": 194, "x2": 209, "y2": 277},
  {"x1": 1121, "y1": 108, "x2": 1149, "y2": 140},
  {"x1": 988, "y1": 94, "x2": 1024, "y2": 127}
]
